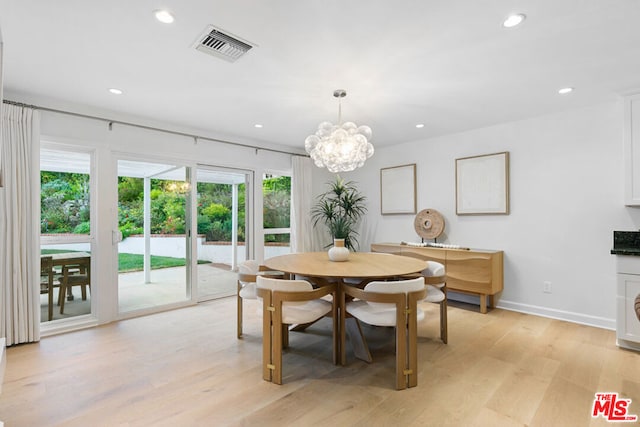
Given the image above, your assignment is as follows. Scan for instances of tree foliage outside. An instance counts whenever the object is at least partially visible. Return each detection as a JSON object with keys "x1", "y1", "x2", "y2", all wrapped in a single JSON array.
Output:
[
  {"x1": 41, "y1": 171, "x2": 292, "y2": 243},
  {"x1": 263, "y1": 175, "x2": 291, "y2": 243},
  {"x1": 41, "y1": 171, "x2": 90, "y2": 234},
  {"x1": 196, "y1": 181, "x2": 245, "y2": 242}
]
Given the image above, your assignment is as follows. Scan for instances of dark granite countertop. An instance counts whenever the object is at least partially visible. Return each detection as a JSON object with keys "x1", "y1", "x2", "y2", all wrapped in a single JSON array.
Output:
[
  {"x1": 611, "y1": 247, "x2": 640, "y2": 255},
  {"x1": 611, "y1": 231, "x2": 640, "y2": 256}
]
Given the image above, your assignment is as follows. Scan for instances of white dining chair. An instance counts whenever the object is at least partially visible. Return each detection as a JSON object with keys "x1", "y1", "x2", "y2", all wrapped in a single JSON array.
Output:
[
  {"x1": 398, "y1": 252, "x2": 448, "y2": 343},
  {"x1": 237, "y1": 260, "x2": 261, "y2": 338},
  {"x1": 237, "y1": 260, "x2": 286, "y2": 338},
  {"x1": 340, "y1": 277, "x2": 427, "y2": 390},
  {"x1": 419, "y1": 260, "x2": 447, "y2": 343},
  {"x1": 257, "y1": 276, "x2": 337, "y2": 385}
]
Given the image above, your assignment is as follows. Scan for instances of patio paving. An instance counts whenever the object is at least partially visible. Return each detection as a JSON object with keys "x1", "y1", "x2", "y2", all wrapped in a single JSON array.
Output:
[{"x1": 41, "y1": 263, "x2": 237, "y2": 321}]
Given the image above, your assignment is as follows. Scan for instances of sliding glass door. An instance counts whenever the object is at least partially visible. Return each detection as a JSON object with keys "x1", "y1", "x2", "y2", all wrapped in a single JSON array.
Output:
[
  {"x1": 195, "y1": 166, "x2": 252, "y2": 301},
  {"x1": 117, "y1": 159, "x2": 191, "y2": 313}
]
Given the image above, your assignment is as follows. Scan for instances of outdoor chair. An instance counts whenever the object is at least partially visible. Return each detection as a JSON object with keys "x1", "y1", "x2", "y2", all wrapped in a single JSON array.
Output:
[
  {"x1": 59, "y1": 263, "x2": 90, "y2": 315},
  {"x1": 40, "y1": 256, "x2": 56, "y2": 321}
]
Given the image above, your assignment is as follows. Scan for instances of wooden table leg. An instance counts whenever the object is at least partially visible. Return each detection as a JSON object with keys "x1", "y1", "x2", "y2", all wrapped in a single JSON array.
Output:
[{"x1": 345, "y1": 317, "x2": 372, "y2": 363}]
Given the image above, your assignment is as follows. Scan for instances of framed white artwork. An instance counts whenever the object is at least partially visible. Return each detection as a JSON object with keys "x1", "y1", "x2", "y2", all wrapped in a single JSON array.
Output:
[
  {"x1": 456, "y1": 152, "x2": 509, "y2": 215},
  {"x1": 380, "y1": 163, "x2": 416, "y2": 215}
]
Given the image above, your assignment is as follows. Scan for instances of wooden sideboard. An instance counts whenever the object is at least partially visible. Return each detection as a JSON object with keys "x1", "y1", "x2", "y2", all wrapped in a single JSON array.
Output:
[{"x1": 371, "y1": 242, "x2": 504, "y2": 313}]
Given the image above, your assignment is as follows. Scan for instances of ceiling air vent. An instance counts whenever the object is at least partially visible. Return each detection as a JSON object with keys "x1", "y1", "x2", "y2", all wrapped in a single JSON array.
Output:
[{"x1": 194, "y1": 25, "x2": 254, "y2": 63}]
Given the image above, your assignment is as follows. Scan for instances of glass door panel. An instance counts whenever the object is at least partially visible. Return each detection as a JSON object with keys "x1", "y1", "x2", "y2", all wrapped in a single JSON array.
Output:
[
  {"x1": 117, "y1": 159, "x2": 191, "y2": 313},
  {"x1": 40, "y1": 148, "x2": 93, "y2": 322},
  {"x1": 196, "y1": 166, "x2": 251, "y2": 301},
  {"x1": 263, "y1": 173, "x2": 291, "y2": 257}
]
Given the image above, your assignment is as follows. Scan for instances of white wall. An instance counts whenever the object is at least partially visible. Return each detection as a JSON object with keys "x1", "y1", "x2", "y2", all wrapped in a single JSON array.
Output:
[{"x1": 319, "y1": 101, "x2": 640, "y2": 329}]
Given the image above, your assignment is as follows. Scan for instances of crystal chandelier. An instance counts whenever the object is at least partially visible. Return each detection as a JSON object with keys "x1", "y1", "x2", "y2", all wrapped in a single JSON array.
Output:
[{"x1": 304, "y1": 90, "x2": 374, "y2": 173}]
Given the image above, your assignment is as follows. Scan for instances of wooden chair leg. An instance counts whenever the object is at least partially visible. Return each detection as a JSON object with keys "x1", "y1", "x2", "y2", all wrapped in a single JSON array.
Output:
[
  {"x1": 282, "y1": 324, "x2": 289, "y2": 348},
  {"x1": 395, "y1": 304, "x2": 407, "y2": 390},
  {"x1": 81, "y1": 285, "x2": 87, "y2": 300},
  {"x1": 395, "y1": 326, "x2": 407, "y2": 390},
  {"x1": 262, "y1": 297, "x2": 273, "y2": 382},
  {"x1": 340, "y1": 287, "x2": 347, "y2": 365},
  {"x1": 408, "y1": 295, "x2": 419, "y2": 388},
  {"x1": 237, "y1": 294, "x2": 243, "y2": 338},
  {"x1": 59, "y1": 281, "x2": 66, "y2": 314},
  {"x1": 440, "y1": 299, "x2": 448, "y2": 344},
  {"x1": 332, "y1": 290, "x2": 339, "y2": 365},
  {"x1": 47, "y1": 284, "x2": 53, "y2": 321},
  {"x1": 273, "y1": 308, "x2": 283, "y2": 385}
]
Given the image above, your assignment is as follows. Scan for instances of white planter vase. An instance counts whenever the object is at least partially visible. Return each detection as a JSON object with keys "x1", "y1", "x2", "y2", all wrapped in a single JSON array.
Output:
[{"x1": 328, "y1": 238, "x2": 350, "y2": 262}]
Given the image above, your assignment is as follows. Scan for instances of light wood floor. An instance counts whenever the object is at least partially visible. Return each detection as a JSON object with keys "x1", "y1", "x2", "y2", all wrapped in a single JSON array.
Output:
[{"x1": 1, "y1": 298, "x2": 639, "y2": 426}]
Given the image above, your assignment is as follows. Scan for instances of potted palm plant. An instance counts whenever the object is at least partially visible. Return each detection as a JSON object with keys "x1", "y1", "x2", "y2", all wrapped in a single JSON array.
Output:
[{"x1": 311, "y1": 175, "x2": 367, "y2": 255}]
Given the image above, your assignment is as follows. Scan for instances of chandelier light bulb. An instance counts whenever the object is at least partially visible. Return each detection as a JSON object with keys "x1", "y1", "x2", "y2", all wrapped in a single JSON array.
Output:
[{"x1": 304, "y1": 90, "x2": 374, "y2": 173}]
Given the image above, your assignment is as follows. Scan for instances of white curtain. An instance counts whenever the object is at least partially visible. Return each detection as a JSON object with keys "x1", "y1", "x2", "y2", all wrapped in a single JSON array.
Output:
[
  {"x1": 290, "y1": 156, "x2": 313, "y2": 253},
  {"x1": 0, "y1": 39, "x2": 4, "y2": 188},
  {"x1": 0, "y1": 104, "x2": 41, "y2": 345}
]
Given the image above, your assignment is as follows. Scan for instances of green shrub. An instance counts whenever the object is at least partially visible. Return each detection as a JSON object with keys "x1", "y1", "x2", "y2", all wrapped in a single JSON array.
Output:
[
  {"x1": 119, "y1": 223, "x2": 144, "y2": 239},
  {"x1": 202, "y1": 203, "x2": 229, "y2": 221},
  {"x1": 73, "y1": 221, "x2": 91, "y2": 234},
  {"x1": 197, "y1": 214, "x2": 213, "y2": 235}
]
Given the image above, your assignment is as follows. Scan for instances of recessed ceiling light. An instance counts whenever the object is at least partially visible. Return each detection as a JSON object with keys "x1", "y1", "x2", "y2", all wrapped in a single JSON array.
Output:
[
  {"x1": 254, "y1": 124, "x2": 263, "y2": 128},
  {"x1": 108, "y1": 88, "x2": 123, "y2": 95},
  {"x1": 154, "y1": 9, "x2": 175, "y2": 24},
  {"x1": 558, "y1": 87, "x2": 574, "y2": 95},
  {"x1": 415, "y1": 124, "x2": 425, "y2": 128},
  {"x1": 503, "y1": 13, "x2": 526, "y2": 28}
]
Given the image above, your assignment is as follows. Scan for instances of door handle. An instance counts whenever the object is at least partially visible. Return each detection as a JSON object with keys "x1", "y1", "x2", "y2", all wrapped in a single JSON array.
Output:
[{"x1": 112, "y1": 229, "x2": 123, "y2": 244}]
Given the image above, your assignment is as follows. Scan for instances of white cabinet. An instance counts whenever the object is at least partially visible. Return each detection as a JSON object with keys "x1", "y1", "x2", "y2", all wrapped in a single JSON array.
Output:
[
  {"x1": 624, "y1": 93, "x2": 640, "y2": 205},
  {"x1": 615, "y1": 256, "x2": 640, "y2": 351}
]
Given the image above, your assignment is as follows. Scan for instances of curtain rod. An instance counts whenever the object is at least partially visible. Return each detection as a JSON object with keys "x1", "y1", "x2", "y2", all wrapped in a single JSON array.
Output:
[{"x1": 2, "y1": 99, "x2": 306, "y2": 157}]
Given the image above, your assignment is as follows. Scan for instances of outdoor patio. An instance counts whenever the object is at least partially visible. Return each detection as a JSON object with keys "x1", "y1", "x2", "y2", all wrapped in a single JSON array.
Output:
[{"x1": 41, "y1": 263, "x2": 238, "y2": 321}]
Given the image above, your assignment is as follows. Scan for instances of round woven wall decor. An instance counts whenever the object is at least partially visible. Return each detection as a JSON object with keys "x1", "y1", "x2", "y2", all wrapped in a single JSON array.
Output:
[{"x1": 413, "y1": 208, "x2": 445, "y2": 240}]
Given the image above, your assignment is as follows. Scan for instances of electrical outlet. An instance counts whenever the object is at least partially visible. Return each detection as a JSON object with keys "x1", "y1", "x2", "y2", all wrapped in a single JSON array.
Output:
[{"x1": 543, "y1": 281, "x2": 552, "y2": 294}]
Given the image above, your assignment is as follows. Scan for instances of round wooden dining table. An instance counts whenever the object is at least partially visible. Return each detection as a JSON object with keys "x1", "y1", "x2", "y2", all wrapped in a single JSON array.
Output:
[
  {"x1": 264, "y1": 251, "x2": 427, "y2": 363},
  {"x1": 263, "y1": 251, "x2": 427, "y2": 281}
]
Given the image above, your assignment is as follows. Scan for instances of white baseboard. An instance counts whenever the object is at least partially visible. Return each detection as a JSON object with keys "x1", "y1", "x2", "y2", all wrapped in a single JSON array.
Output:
[
  {"x1": 496, "y1": 300, "x2": 615, "y2": 330},
  {"x1": 40, "y1": 316, "x2": 99, "y2": 337},
  {"x1": 617, "y1": 337, "x2": 640, "y2": 351},
  {"x1": 448, "y1": 292, "x2": 615, "y2": 330}
]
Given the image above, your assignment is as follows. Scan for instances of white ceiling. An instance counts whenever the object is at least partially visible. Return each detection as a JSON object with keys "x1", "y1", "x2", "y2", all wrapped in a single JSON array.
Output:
[{"x1": 2, "y1": 0, "x2": 640, "y2": 153}]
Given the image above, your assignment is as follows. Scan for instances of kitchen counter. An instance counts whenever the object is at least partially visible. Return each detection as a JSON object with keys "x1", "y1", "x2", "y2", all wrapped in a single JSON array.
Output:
[
  {"x1": 611, "y1": 231, "x2": 640, "y2": 255},
  {"x1": 611, "y1": 247, "x2": 640, "y2": 256},
  {"x1": 612, "y1": 232, "x2": 640, "y2": 351}
]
